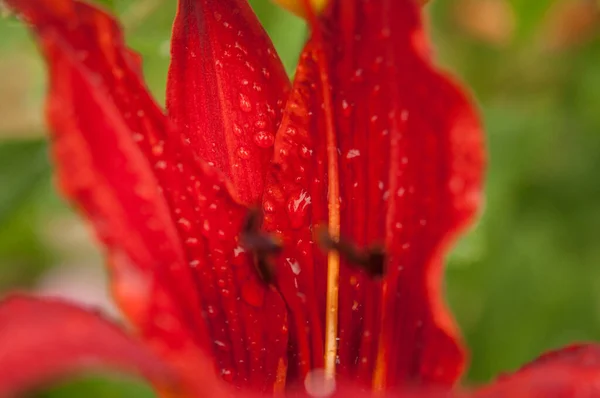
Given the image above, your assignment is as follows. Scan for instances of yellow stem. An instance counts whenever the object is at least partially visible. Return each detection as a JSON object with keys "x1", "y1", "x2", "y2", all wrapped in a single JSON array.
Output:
[{"x1": 299, "y1": 0, "x2": 340, "y2": 380}]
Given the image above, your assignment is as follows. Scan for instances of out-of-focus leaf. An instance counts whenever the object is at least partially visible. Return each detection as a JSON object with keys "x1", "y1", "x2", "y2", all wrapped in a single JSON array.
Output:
[
  {"x1": 0, "y1": 140, "x2": 53, "y2": 289},
  {"x1": 28, "y1": 374, "x2": 155, "y2": 398},
  {"x1": 249, "y1": 0, "x2": 306, "y2": 74},
  {"x1": 89, "y1": 0, "x2": 116, "y2": 11},
  {"x1": 0, "y1": 140, "x2": 50, "y2": 225},
  {"x1": 509, "y1": 0, "x2": 556, "y2": 41}
]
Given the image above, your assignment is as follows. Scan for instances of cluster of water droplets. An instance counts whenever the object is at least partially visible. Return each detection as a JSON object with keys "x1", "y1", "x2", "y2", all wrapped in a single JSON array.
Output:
[{"x1": 208, "y1": 8, "x2": 287, "y2": 175}]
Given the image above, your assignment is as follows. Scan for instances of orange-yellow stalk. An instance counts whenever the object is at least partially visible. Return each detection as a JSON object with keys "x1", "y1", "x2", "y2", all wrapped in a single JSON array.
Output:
[
  {"x1": 271, "y1": 0, "x2": 328, "y2": 18},
  {"x1": 297, "y1": 0, "x2": 340, "y2": 381}
]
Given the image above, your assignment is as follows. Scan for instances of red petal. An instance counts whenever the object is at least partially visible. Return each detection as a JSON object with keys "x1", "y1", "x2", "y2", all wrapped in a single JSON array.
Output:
[
  {"x1": 7, "y1": 0, "x2": 288, "y2": 392},
  {"x1": 263, "y1": 0, "x2": 484, "y2": 389},
  {"x1": 0, "y1": 295, "x2": 177, "y2": 396},
  {"x1": 475, "y1": 344, "x2": 600, "y2": 397},
  {"x1": 6, "y1": 0, "x2": 211, "y2": 370},
  {"x1": 167, "y1": 0, "x2": 291, "y2": 205}
]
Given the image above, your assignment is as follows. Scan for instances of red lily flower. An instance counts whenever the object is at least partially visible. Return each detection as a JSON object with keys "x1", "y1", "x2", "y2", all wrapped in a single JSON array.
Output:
[{"x1": 2, "y1": 0, "x2": 600, "y2": 397}]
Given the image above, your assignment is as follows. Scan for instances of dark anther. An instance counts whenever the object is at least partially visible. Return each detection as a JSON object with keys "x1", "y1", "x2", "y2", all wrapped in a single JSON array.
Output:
[
  {"x1": 240, "y1": 208, "x2": 282, "y2": 284},
  {"x1": 317, "y1": 227, "x2": 386, "y2": 278}
]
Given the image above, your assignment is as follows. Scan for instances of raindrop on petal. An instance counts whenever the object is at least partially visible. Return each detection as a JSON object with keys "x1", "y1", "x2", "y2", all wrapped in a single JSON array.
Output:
[
  {"x1": 239, "y1": 93, "x2": 252, "y2": 112},
  {"x1": 254, "y1": 131, "x2": 275, "y2": 148}
]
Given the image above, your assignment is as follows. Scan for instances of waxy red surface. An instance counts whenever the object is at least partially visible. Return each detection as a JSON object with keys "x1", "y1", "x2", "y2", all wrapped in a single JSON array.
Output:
[{"x1": 1, "y1": 0, "x2": 599, "y2": 397}]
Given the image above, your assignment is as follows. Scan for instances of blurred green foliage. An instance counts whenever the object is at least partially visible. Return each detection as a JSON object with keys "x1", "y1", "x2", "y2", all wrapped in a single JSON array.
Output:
[{"x1": 0, "y1": 0, "x2": 599, "y2": 395}]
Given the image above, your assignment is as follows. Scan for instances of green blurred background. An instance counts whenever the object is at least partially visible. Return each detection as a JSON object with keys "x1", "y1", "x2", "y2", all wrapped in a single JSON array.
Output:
[{"x1": 1, "y1": 0, "x2": 599, "y2": 396}]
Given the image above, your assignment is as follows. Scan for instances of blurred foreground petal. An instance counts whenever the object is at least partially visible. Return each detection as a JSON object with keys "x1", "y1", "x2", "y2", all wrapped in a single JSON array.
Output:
[
  {"x1": 5, "y1": 0, "x2": 289, "y2": 392},
  {"x1": 476, "y1": 344, "x2": 600, "y2": 397},
  {"x1": 0, "y1": 295, "x2": 176, "y2": 397}
]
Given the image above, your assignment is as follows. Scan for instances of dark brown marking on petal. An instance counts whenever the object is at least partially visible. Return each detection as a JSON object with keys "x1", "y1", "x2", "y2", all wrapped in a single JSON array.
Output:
[
  {"x1": 241, "y1": 208, "x2": 282, "y2": 284},
  {"x1": 317, "y1": 227, "x2": 386, "y2": 278}
]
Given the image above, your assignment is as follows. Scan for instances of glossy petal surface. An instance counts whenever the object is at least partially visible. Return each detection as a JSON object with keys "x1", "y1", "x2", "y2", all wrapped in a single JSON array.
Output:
[
  {"x1": 167, "y1": 0, "x2": 290, "y2": 205},
  {"x1": 7, "y1": 0, "x2": 209, "y2": 363},
  {"x1": 0, "y1": 295, "x2": 176, "y2": 396},
  {"x1": 475, "y1": 345, "x2": 600, "y2": 397},
  {"x1": 263, "y1": 0, "x2": 484, "y2": 388},
  {"x1": 7, "y1": 0, "x2": 288, "y2": 392}
]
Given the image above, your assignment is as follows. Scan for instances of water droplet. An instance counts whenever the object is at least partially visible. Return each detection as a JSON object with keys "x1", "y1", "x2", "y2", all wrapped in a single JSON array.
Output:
[
  {"x1": 299, "y1": 145, "x2": 312, "y2": 159},
  {"x1": 232, "y1": 123, "x2": 243, "y2": 136},
  {"x1": 340, "y1": 99, "x2": 351, "y2": 117},
  {"x1": 286, "y1": 126, "x2": 297, "y2": 137},
  {"x1": 286, "y1": 190, "x2": 312, "y2": 229},
  {"x1": 351, "y1": 68, "x2": 364, "y2": 82},
  {"x1": 152, "y1": 140, "x2": 165, "y2": 156},
  {"x1": 263, "y1": 200, "x2": 275, "y2": 213},
  {"x1": 372, "y1": 56, "x2": 384, "y2": 73},
  {"x1": 237, "y1": 146, "x2": 250, "y2": 159},
  {"x1": 206, "y1": 305, "x2": 217, "y2": 318},
  {"x1": 232, "y1": 246, "x2": 247, "y2": 267},
  {"x1": 234, "y1": 41, "x2": 247, "y2": 55},
  {"x1": 254, "y1": 131, "x2": 275, "y2": 148},
  {"x1": 255, "y1": 119, "x2": 268, "y2": 129},
  {"x1": 214, "y1": 340, "x2": 229, "y2": 350},
  {"x1": 286, "y1": 258, "x2": 301, "y2": 275},
  {"x1": 186, "y1": 237, "x2": 199, "y2": 247},
  {"x1": 296, "y1": 292, "x2": 307, "y2": 303},
  {"x1": 239, "y1": 93, "x2": 252, "y2": 112},
  {"x1": 241, "y1": 279, "x2": 265, "y2": 307},
  {"x1": 244, "y1": 61, "x2": 255, "y2": 72},
  {"x1": 220, "y1": 367, "x2": 234, "y2": 382},
  {"x1": 177, "y1": 217, "x2": 192, "y2": 231},
  {"x1": 346, "y1": 149, "x2": 360, "y2": 159}
]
